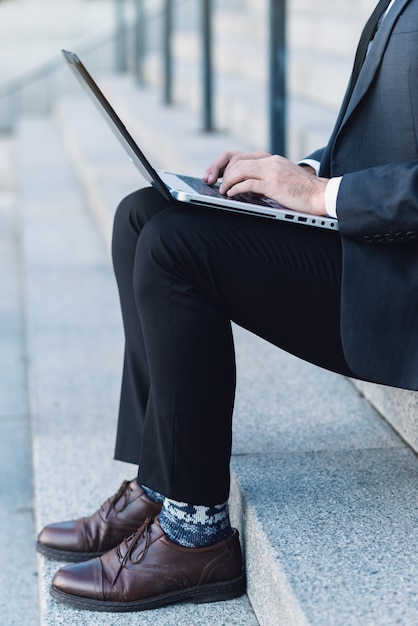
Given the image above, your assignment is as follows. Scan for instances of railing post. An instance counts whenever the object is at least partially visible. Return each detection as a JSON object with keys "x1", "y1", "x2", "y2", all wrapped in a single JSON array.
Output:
[
  {"x1": 163, "y1": 0, "x2": 173, "y2": 104},
  {"x1": 269, "y1": 0, "x2": 287, "y2": 156},
  {"x1": 201, "y1": 0, "x2": 214, "y2": 131},
  {"x1": 115, "y1": 0, "x2": 128, "y2": 72},
  {"x1": 133, "y1": 0, "x2": 145, "y2": 84}
]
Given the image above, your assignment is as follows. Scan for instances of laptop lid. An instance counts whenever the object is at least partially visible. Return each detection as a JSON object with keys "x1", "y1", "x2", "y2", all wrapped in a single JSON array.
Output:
[
  {"x1": 62, "y1": 49, "x2": 172, "y2": 202},
  {"x1": 62, "y1": 49, "x2": 338, "y2": 232}
]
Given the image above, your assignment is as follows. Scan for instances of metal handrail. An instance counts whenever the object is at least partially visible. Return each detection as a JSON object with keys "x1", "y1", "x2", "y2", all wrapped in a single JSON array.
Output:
[
  {"x1": 0, "y1": 0, "x2": 287, "y2": 154},
  {"x1": 0, "y1": 29, "x2": 126, "y2": 132},
  {"x1": 163, "y1": 0, "x2": 173, "y2": 104},
  {"x1": 134, "y1": 0, "x2": 287, "y2": 151},
  {"x1": 0, "y1": 57, "x2": 64, "y2": 100},
  {"x1": 201, "y1": 0, "x2": 214, "y2": 132},
  {"x1": 269, "y1": 0, "x2": 287, "y2": 155},
  {"x1": 0, "y1": 1, "x2": 163, "y2": 132}
]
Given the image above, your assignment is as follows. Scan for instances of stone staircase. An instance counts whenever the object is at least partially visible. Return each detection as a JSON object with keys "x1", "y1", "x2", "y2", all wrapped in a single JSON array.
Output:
[
  {"x1": 1, "y1": 0, "x2": 418, "y2": 624},
  {"x1": 7, "y1": 70, "x2": 417, "y2": 625}
]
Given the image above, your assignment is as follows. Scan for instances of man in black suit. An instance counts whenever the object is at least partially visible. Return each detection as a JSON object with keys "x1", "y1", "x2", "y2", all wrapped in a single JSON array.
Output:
[{"x1": 38, "y1": 0, "x2": 418, "y2": 613}]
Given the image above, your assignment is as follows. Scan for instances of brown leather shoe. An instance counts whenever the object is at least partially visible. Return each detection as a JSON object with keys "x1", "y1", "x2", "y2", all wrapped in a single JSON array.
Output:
[
  {"x1": 36, "y1": 480, "x2": 162, "y2": 562},
  {"x1": 50, "y1": 518, "x2": 246, "y2": 611}
]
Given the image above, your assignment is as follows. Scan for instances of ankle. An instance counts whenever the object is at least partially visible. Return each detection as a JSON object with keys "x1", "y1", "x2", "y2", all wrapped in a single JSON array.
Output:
[
  {"x1": 139, "y1": 482, "x2": 164, "y2": 505},
  {"x1": 158, "y1": 498, "x2": 232, "y2": 548}
]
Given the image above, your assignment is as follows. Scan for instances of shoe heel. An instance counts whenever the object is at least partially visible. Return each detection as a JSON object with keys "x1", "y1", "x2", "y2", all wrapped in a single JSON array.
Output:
[{"x1": 193, "y1": 572, "x2": 246, "y2": 604}]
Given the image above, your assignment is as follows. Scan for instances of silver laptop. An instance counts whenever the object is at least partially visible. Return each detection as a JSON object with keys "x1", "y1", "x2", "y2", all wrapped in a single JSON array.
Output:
[{"x1": 62, "y1": 50, "x2": 338, "y2": 232}]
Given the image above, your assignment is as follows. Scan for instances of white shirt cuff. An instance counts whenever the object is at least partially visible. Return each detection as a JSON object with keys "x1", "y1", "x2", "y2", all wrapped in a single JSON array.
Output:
[
  {"x1": 324, "y1": 176, "x2": 342, "y2": 218},
  {"x1": 298, "y1": 159, "x2": 321, "y2": 175}
]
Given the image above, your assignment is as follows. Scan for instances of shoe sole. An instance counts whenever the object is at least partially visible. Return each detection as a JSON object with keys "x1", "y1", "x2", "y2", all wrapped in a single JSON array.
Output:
[
  {"x1": 50, "y1": 572, "x2": 246, "y2": 612},
  {"x1": 36, "y1": 540, "x2": 104, "y2": 563}
]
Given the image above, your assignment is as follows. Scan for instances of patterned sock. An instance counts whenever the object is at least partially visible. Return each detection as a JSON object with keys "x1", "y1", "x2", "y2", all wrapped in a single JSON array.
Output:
[
  {"x1": 158, "y1": 497, "x2": 232, "y2": 547},
  {"x1": 139, "y1": 482, "x2": 164, "y2": 504}
]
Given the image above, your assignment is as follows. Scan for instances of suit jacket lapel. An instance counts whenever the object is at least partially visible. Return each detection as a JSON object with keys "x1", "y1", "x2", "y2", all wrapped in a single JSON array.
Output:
[
  {"x1": 340, "y1": 0, "x2": 412, "y2": 127},
  {"x1": 320, "y1": 0, "x2": 413, "y2": 176}
]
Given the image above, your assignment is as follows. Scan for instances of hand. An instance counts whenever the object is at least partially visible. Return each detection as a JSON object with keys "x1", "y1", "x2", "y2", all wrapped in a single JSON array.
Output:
[
  {"x1": 203, "y1": 150, "x2": 272, "y2": 185},
  {"x1": 213, "y1": 153, "x2": 329, "y2": 216}
]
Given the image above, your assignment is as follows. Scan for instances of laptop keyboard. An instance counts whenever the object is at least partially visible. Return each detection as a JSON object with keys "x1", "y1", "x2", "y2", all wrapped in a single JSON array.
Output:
[
  {"x1": 177, "y1": 175, "x2": 223, "y2": 198},
  {"x1": 177, "y1": 174, "x2": 281, "y2": 210}
]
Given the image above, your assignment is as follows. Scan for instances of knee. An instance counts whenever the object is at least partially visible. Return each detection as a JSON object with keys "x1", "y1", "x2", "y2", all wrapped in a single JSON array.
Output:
[
  {"x1": 134, "y1": 207, "x2": 192, "y2": 287},
  {"x1": 113, "y1": 187, "x2": 158, "y2": 237},
  {"x1": 139, "y1": 206, "x2": 192, "y2": 257},
  {"x1": 112, "y1": 186, "x2": 170, "y2": 263}
]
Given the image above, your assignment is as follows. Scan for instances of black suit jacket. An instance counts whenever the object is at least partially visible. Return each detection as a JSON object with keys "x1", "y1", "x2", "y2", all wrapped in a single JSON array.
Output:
[{"x1": 310, "y1": 0, "x2": 418, "y2": 390}]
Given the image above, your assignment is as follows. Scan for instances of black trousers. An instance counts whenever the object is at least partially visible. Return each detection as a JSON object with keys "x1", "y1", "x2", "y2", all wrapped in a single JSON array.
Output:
[{"x1": 111, "y1": 187, "x2": 354, "y2": 505}]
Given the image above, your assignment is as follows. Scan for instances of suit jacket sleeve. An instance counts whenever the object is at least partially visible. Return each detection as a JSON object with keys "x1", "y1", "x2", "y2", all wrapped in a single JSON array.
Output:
[
  {"x1": 336, "y1": 161, "x2": 418, "y2": 243},
  {"x1": 305, "y1": 147, "x2": 326, "y2": 163}
]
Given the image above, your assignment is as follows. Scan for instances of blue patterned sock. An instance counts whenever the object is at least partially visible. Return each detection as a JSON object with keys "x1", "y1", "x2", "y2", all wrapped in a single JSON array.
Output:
[
  {"x1": 158, "y1": 498, "x2": 232, "y2": 547},
  {"x1": 139, "y1": 482, "x2": 164, "y2": 504}
]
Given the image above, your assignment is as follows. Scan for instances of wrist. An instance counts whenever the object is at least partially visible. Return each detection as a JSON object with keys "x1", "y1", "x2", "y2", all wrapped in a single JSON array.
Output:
[
  {"x1": 299, "y1": 163, "x2": 317, "y2": 176},
  {"x1": 298, "y1": 159, "x2": 321, "y2": 176},
  {"x1": 310, "y1": 177, "x2": 329, "y2": 215}
]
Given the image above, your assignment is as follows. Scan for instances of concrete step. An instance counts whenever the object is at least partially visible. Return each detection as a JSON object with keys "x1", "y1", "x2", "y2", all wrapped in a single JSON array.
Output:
[
  {"x1": 29, "y1": 78, "x2": 418, "y2": 624},
  {"x1": 0, "y1": 136, "x2": 40, "y2": 626}
]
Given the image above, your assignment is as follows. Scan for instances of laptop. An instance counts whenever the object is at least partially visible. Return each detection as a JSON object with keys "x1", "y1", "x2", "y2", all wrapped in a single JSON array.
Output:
[{"x1": 61, "y1": 50, "x2": 338, "y2": 232}]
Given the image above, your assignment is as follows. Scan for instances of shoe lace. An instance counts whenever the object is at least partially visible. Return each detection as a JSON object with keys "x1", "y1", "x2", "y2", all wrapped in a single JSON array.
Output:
[
  {"x1": 101, "y1": 480, "x2": 131, "y2": 520},
  {"x1": 112, "y1": 518, "x2": 153, "y2": 586}
]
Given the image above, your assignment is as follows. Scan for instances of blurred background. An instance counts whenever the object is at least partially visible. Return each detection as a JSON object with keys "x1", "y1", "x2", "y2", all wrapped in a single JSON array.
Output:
[{"x1": 0, "y1": 0, "x2": 377, "y2": 158}]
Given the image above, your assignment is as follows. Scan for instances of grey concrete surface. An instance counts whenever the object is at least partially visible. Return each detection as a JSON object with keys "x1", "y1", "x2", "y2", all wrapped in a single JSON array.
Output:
[
  {"x1": 232, "y1": 447, "x2": 418, "y2": 626},
  {"x1": 0, "y1": 139, "x2": 39, "y2": 625},
  {"x1": 352, "y1": 380, "x2": 418, "y2": 455}
]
